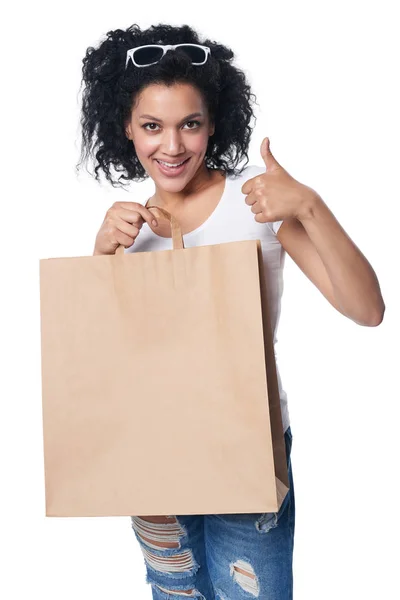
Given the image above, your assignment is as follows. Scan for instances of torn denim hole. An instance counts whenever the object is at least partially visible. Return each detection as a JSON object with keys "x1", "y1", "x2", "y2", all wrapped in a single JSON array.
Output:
[
  {"x1": 255, "y1": 511, "x2": 279, "y2": 533},
  {"x1": 140, "y1": 545, "x2": 199, "y2": 575},
  {"x1": 131, "y1": 515, "x2": 187, "y2": 551},
  {"x1": 152, "y1": 582, "x2": 206, "y2": 599},
  {"x1": 132, "y1": 516, "x2": 200, "y2": 578},
  {"x1": 255, "y1": 486, "x2": 290, "y2": 533},
  {"x1": 146, "y1": 572, "x2": 205, "y2": 599},
  {"x1": 230, "y1": 559, "x2": 260, "y2": 597}
]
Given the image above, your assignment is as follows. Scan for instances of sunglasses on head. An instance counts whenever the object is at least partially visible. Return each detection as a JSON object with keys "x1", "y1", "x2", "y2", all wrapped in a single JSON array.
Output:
[{"x1": 125, "y1": 44, "x2": 211, "y2": 68}]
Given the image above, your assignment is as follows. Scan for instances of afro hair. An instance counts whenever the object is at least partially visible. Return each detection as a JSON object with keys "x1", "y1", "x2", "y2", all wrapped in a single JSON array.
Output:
[{"x1": 76, "y1": 23, "x2": 258, "y2": 187}]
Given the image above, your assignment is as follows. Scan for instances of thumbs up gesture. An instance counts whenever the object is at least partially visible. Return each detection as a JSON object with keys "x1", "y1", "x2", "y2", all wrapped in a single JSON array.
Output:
[{"x1": 241, "y1": 137, "x2": 318, "y2": 223}]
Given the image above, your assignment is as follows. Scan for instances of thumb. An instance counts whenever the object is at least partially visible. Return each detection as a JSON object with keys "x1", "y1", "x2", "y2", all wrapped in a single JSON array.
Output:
[{"x1": 261, "y1": 137, "x2": 281, "y2": 171}]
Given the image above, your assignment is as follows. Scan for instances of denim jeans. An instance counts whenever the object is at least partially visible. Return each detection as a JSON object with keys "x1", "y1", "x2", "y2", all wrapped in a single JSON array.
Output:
[{"x1": 131, "y1": 426, "x2": 295, "y2": 599}]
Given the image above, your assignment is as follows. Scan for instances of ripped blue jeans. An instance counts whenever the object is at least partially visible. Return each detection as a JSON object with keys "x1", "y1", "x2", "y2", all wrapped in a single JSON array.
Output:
[{"x1": 131, "y1": 426, "x2": 295, "y2": 599}]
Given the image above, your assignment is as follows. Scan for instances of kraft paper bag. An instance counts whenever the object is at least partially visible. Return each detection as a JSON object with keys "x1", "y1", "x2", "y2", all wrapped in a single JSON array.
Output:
[{"x1": 39, "y1": 206, "x2": 288, "y2": 517}]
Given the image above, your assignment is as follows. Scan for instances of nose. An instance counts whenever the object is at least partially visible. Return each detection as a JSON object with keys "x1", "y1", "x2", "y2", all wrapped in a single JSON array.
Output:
[{"x1": 160, "y1": 129, "x2": 186, "y2": 156}]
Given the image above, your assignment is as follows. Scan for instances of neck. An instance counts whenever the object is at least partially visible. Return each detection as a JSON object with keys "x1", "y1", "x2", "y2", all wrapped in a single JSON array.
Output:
[{"x1": 150, "y1": 162, "x2": 215, "y2": 211}]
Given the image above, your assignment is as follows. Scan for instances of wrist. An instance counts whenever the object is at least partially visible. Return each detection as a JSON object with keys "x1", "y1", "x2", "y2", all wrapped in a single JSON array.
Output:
[{"x1": 296, "y1": 187, "x2": 322, "y2": 222}]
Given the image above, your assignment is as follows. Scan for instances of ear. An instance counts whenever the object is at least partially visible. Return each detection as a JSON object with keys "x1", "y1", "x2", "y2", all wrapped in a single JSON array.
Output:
[
  {"x1": 125, "y1": 122, "x2": 133, "y2": 141},
  {"x1": 209, "y1": 122, "x2": 215, "y2": 137}
]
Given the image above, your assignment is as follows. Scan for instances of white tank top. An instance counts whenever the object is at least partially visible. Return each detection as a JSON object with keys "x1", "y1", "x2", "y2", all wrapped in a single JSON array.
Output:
[{"x1": 124, "y1": 164, "x2": 289, "y2": 433}]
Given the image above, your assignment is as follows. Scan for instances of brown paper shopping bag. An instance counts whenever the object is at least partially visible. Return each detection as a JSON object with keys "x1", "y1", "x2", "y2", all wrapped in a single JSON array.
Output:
[{"x1": 39, "y1": 206, "x2": 288, "y2": 517}]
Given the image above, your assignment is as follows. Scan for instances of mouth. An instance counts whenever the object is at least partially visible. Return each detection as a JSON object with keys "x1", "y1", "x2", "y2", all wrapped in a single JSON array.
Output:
[{"x1": 154, "y1": 157, "x2": 191, "y2": 177}]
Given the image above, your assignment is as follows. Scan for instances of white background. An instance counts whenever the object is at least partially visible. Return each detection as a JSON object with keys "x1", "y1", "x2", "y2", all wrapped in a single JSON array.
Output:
[{"x1": 1, "y1": 1, "x2": 398, "y2": 598}]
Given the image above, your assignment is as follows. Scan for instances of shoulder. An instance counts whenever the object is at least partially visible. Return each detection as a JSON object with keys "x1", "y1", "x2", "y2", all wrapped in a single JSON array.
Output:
[{"x1": 227, "y1": 164, "x2": 265, "y2": 184}]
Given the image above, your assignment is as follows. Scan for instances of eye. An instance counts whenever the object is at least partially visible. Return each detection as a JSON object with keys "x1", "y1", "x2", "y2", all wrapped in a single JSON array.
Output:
[
  {"x1": 142, "y1": 122, "x2": 160, "y2": 131},
  {"x1": 183, "y1": 120, "x2": 201, "y2": 129},
  {"x1": 141, "y1": 120, "x2": 201, "y2": 132}
]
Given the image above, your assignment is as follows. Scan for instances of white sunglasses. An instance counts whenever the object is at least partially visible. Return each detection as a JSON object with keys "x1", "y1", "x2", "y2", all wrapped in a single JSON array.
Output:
[{"x1": 125, "y1": 44, "x2": 211, "y2": 68}]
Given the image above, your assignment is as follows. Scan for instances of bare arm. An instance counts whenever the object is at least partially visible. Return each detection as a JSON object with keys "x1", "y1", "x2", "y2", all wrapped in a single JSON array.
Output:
[{"x1": 276, "y1": 195, "x2": 385, "y2": 327}]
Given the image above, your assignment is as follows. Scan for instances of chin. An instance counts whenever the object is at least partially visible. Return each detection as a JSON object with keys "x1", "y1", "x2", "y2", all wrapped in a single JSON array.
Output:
[{"x1": 156, "y1": 178, "x2": 190, "y2": 191}]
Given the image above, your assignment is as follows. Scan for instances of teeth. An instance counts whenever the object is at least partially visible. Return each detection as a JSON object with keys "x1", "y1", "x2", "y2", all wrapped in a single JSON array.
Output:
[{"x1": 157, "y1": 159, "x2": 186, "y2": 167}]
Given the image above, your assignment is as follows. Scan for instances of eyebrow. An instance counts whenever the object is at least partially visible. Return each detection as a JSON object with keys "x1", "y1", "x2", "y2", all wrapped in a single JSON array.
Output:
[{"x1": 139, "y1": 112, "x2": 204, "y2": 123}]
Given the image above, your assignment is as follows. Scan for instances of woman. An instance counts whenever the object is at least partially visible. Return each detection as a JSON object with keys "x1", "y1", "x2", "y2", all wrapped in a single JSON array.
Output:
[{"x1": 77, "y1": 22, "x2": 385, "y2": 600}]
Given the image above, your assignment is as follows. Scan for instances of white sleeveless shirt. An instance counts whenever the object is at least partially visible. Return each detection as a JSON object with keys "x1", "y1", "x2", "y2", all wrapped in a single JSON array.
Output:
[{"x1": 124, "y1": 164, "x2": 290, "y2": 433}]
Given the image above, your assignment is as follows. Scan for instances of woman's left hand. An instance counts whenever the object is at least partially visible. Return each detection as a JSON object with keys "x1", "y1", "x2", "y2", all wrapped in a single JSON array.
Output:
[{"x1": 241, "y1": 137, "x2": 320, "y2": 223}]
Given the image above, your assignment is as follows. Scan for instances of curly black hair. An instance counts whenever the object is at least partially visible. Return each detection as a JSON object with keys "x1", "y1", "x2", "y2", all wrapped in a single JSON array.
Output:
[{"x1": 76, "y1": 23, "x2": 258, "y2": 188}]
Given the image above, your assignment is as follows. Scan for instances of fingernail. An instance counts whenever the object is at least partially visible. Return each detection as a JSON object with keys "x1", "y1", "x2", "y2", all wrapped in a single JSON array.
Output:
[{"x1": 152, "y1": 220, "x2": 158, "y2": 227}]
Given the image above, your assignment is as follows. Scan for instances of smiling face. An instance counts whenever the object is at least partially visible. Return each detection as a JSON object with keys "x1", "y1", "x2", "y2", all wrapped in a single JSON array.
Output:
[{"x1": 125, "y1": 82, "x2": 215, "y2": 192}]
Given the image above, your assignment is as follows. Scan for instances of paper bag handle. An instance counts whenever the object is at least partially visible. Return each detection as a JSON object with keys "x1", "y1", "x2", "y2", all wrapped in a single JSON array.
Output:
[{"x1": 115, "y1": 204, "x2": 185, "y2": 255}]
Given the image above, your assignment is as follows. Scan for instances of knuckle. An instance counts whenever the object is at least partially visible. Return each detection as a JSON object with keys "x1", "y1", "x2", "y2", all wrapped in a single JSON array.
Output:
[
  {"x1": 132, "y1": 227, "x2": 140, "y2": 239},
  {"x1": 263, "y1": 208, "x2": 271, "y2": 219}
]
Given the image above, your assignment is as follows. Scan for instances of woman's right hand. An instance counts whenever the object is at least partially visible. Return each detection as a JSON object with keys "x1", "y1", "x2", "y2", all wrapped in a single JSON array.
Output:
[{"x1": 93, "y1": 201, "x2": 157, "y2": 255}]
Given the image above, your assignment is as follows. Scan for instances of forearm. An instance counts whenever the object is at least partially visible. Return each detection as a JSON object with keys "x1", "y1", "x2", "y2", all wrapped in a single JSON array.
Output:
[{"x1": 298, "y1": 193, "x2": 385, "y2": 326}]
